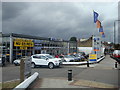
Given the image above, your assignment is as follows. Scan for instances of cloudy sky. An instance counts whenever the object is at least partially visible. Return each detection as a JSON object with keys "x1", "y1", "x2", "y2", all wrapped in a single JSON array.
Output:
[{"x1": 1, "y1": 1, "x2": 118, "y2": 42}]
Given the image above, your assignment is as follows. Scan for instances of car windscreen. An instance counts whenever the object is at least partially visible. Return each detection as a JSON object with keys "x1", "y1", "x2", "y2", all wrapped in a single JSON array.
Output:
[
  {"x1": 64, "y1": 55, "x2": 73, "y2": 58},
  {"x1": 46, "y1": 55, "x2": 54, "y2": 59},
  {"x1": 74, "y1": 54, "x2": 79, "y2": 57}
]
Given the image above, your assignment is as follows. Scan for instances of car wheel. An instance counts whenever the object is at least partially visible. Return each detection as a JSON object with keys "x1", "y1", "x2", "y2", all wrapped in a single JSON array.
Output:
[
  {"x1": 14, "y1": 64, "x2": 18, "y2": 66},
  {"x1": 48, "y1": 63, "x2": 54, "y2": 69},
  {"x1": 31, "y1": 62, "x2": 36, "y2": 68}
]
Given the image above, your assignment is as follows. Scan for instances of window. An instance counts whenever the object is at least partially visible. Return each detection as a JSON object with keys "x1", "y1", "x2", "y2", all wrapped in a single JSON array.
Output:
[
  {"x1": 40, "y1": 56, "x2": 46, "y2": 59},
  {"x1": 33, "y1": 55, "x2": 40, "y2": 59}
]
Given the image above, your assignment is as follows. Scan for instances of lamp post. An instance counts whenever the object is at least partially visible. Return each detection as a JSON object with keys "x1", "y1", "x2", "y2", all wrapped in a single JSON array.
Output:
[{"x1": 114, "y1": 20, "x2": 120, "y2": 48}]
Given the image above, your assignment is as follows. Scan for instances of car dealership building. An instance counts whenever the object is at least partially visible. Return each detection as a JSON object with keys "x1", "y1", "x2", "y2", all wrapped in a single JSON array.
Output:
[{"x1": 0, "y1": 33, "x2": 77, "y2": 63}]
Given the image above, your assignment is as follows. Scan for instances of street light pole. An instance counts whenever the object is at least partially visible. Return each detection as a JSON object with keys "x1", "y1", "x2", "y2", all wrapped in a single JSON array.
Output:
[{"x1": 114, "y1": 20, "x2": 120, "y2": 49}]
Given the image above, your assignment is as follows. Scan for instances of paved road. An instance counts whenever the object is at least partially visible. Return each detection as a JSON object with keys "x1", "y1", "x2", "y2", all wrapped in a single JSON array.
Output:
[
  {"x1": 74, "y1": 55, "x2": 119, "y2": 86},
  {"x1": 2, "y1": 63, "x2": 86, "y2": 82},
  {"x1": 31, "y1": 66, "x2": 86, "y2": 78},
  {"x1": 1, "y1": 55, "x2": 119, "y2": 88}
]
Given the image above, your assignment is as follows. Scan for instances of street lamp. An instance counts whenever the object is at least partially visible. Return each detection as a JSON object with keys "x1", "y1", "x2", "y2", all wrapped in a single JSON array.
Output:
[{"x1": 114, "y1": 20, "x2": 120, "y2": 48}]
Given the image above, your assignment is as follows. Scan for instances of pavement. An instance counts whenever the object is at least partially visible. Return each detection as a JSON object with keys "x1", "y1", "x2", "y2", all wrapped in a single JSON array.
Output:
[
  {"x1": 38, "y1": 78, "x2": 88, "y2": 88},
  {"x1": 31, "y1": 55, "x2": 120, "y2": 89}
]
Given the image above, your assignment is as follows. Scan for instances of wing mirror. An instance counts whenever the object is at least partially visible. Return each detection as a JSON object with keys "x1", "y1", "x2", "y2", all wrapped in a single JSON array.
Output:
[{"x1": 46, "y1": 58, "x2": 49, "y2": 60}]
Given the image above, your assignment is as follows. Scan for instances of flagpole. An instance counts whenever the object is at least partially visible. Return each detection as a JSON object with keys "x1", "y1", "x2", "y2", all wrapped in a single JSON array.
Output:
[{"x1": 93, "y1": 10, "x2": 105, "y2": 57}]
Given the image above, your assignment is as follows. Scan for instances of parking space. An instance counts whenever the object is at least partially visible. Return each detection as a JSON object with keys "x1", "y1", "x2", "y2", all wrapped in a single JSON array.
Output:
[
  {"x1": 2, "y1": 64, "x2": 86, "y2": 82},
  {"x1": 31, "y1": 66, "x2": 86, "y2": 79}
]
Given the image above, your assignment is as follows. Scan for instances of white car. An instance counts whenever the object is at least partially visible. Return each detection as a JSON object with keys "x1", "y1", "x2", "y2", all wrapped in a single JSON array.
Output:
[
  {"x1": 13, "y1": 58, "x2": 21, "y2": 66},
  {"x1": 13, "y1": 56, "x2": 30, "y2": 66},
  {"x1": 112, "y1": 50, "x2": 120, "y2": 58},
  {"x1": 0, "y1": 57, "x2": 2, "y2": 66},
  {"x1": 31, "y1": 54, "x2": 61, "y2": 69},
  {"x1": 0, "y1": 56, "x2": 6, "y2": 66},
  {"x1": 63, "y1": 55, "x2": 75, "y2": 62}
]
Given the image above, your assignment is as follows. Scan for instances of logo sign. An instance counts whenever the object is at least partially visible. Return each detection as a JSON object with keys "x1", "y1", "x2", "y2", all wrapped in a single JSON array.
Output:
[
  {"x1": 89, "y1": 54, "x2": 97, "y2": 61},
  {"x1": 14, "y1": 38, "x2": 34, "y2": 50},
  {"x1": 20, "y1": 47, "x2": 27, "y2": 50}
]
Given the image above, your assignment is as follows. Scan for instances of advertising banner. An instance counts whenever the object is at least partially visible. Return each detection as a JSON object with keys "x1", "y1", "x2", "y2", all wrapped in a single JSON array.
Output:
[{"x1": 14, "y1": 38, "x2": 34, "y2": 50}]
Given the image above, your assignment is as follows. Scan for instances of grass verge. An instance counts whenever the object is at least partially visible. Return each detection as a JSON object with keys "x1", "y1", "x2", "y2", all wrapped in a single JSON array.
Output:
[{"x1": 0, "y1": 80, "x2": 20, "y2": 89}]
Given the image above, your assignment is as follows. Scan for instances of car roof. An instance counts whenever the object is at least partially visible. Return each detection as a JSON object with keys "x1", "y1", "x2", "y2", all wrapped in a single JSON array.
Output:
[
  {"x1": 32, "y1": 54, "x2": 50, "y2": 56},
  {"x1": 113, "y1": 50, "x2": 120, "y2": 54}
]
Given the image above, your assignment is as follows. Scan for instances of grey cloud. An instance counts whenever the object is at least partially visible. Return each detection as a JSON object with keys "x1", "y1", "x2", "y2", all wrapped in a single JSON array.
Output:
[
  {"x1": 2, "y1": 2, "x2": 117, "y2": 42},
  {"x1": 2, "y1": 2, "x2": 29, "y2": 21},
  {"x1": 0, "y1": 2, "x2": 2, "y2": 32}
]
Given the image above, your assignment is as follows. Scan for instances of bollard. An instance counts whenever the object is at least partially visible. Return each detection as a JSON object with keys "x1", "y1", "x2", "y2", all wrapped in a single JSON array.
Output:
[
  {"x1": 115, "y1": 62, "x2": 117, "y2": 68},
  {"x1": 87, "y1": 61, "x2": 89, "y2": 67},
  {"x1": 68, "y1": 70, "x2": 72, "y2": 81}
]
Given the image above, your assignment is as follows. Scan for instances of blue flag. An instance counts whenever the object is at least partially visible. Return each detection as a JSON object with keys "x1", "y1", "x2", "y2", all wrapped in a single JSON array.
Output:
[
  {"x1": 99, "y1": 26, "x2": 103, "y2": 32},
  {"x1": 102, "y1": 33, "x2": 105, "y2": 38},
  {"x1": 94, "y1": 11, "x2": 99, "y2": 23}
]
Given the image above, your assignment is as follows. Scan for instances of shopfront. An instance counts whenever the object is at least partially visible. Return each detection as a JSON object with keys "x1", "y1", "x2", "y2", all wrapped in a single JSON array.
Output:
[
  {"x1": 1, "y1": 33, "x2": 77, "y2": 63},
  {"x1": 13, "y1": 38, "x2": 34, "y2": 60}
]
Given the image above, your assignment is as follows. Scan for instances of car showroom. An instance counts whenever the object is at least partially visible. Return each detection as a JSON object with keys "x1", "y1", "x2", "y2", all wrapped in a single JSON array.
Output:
[{"x1": 0, "y1": 32, "x2": 77, "y2": 63}]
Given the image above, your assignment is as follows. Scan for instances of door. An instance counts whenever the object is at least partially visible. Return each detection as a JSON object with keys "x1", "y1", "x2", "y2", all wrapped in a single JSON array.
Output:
[
  {"x1": 40, "y1": 56, "x2": 48, "y2": 65},
  {"x1": 32, "y1": 55, "x2": 42, "y2": 65}
]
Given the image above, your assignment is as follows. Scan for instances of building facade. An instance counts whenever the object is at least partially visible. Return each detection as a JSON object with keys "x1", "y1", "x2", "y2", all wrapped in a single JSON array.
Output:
[{"x1": 0, "y1": 33, "x2": 77, "y2": 63}]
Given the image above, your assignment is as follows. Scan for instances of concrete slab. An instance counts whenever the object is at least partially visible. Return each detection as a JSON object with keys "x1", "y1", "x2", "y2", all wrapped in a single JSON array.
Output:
[{"x1": 39, "y1": 78, "x2": 88, "y2": 88}]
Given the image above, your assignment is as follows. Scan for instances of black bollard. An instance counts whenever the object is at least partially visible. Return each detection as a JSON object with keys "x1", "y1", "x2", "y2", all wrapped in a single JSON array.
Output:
[
  {"x1": 87, "y1": 60, "x2": 89, "y2": 67},
  {"x1": 115, "y1": 62, "x2": 117, "y2": 68},
  {"x1": 68, "y1": 70, "x2": 72, "y2": 81}
]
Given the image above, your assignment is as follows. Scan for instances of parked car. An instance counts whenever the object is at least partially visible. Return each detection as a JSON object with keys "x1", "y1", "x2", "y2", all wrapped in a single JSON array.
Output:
[
  {"x1": 13, "y1": 58, "x2": 21, "y2": 66},
  {"x1": 60, "y1": 55, "x2": 75, "y2": 62},
  {"x1": 31, "y1": 54, "x2": 62, "y2": 69},
  {"x1": 13, "y1": 56, "x2": 28, "y2": 66},
  {"x1": 78, "y1": 52, "x2": 88, "y2": 59},
  {"x1": 110, "y1": 50, "x2": 120, "y2": 64},
  {"x1": 0, "y1": 57, "x2": 1, "y2": 66},
  {"x1": 70, "y1": 54, "x2": 81, "y2": 62},
  {"x1": 112, "y1": 50, "x2": 120, "y2": 58},
  {"x1": 0, "y1": 56, "x2": 6, "y2": 66}
]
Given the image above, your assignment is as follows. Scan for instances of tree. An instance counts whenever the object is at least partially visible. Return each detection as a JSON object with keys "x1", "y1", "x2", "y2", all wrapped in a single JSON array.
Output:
[{"x1": 69, "y1": 37, "x2": 77, "y2": 42}]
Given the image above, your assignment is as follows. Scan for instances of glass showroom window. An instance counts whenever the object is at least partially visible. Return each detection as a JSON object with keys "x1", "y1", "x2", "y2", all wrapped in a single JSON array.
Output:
[{"x1": 2, "y1": 37, "x2": 10, "y2": 62}]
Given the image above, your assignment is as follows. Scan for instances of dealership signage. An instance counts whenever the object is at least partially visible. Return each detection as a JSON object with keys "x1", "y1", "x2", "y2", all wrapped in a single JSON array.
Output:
[
  {"x1": 34, "y1": 40, "x2": 43, "y2": 50},
  {"x1": 92, "y1": 36, "x2": 101, "y2": 59},
  {"x1": 89, "y1": 54, "x2": 97, "y2": 61},
  {"x1": 14, "y1": 38, "x2": 34, "y2": 50}
]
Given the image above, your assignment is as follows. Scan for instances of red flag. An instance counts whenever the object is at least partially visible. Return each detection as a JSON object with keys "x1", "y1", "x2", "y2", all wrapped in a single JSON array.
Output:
[{"x1": 96, "y1": 20, "x2": 101, "y2": 28}]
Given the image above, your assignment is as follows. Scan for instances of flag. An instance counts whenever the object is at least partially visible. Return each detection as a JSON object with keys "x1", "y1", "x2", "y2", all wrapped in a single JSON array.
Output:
[
  {"x1": 102, "y1": 33, "x2": 105, "y2": 38},
  {"x1": 94, "y1": 47, "x2": 100, "y2": 51},
  {"x1": 94, "y1": 11, "x2": 99, "y2": 23},
  {"x1": 100, "y1": 32, "x2": 104, "y2": 34},
  {"x1": 99, "y1": 26, "x2": 103, "y2": 32},
  {"x1": 96, "y1": 20, "x2": 101, "y2": 28}
]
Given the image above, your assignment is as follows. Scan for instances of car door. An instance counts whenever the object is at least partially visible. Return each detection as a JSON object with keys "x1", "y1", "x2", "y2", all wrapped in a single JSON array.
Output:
[
  {"x1": 40, "y1": 55, "x2": 48, "y2": 65},
  {"x1": 32, "y1": 55, "x2": 42, "y2": 65}
]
